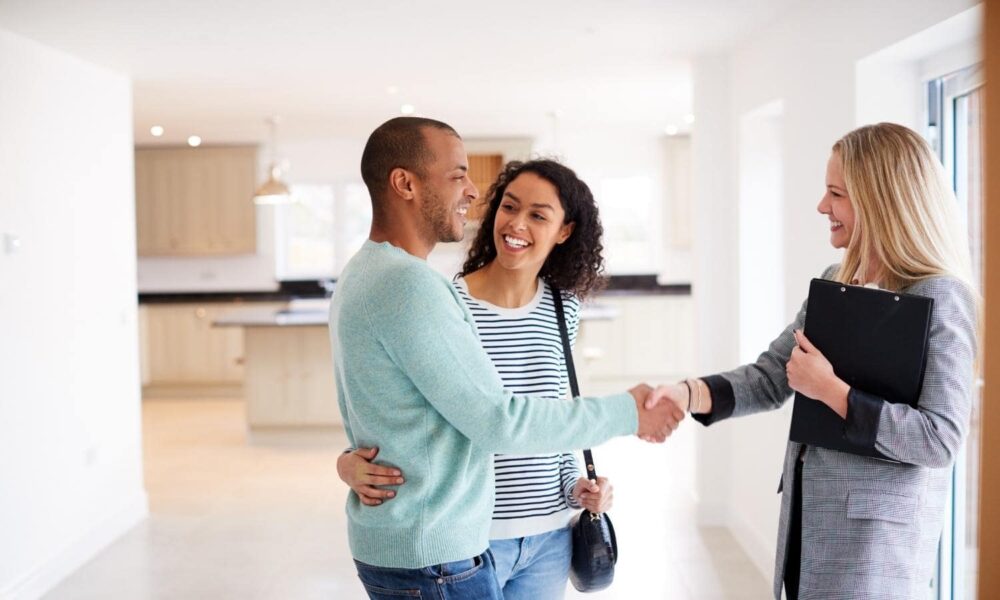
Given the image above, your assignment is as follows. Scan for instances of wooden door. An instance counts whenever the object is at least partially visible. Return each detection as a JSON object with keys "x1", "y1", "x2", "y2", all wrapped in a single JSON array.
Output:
[{"x1": 467, "y1": 154, "x2": 504, "y2": 222}]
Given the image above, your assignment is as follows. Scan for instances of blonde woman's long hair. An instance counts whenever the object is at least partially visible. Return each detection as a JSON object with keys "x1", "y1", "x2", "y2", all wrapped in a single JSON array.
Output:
[{"x1": 832, "y1": 122, "x2": 975, "y2": 294}]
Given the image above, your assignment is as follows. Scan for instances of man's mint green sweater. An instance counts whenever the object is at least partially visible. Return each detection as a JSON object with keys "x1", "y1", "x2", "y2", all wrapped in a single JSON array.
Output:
[{"x1": 328, "y1": 241, "x2": 638, "y2": 569}]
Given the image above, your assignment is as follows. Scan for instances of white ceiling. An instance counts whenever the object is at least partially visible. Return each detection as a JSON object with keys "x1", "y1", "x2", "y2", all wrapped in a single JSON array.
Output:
[{"x1": 0, "y1": 0, "x2": 796, "y2": 145}]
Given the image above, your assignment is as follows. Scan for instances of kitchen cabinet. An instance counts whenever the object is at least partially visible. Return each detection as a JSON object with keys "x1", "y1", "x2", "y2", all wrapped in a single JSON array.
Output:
[
  {"x1": 575, "y1": 294, "x2": 694, "y2": 395},
  {"x1": 135, "y1": 145, "x2": 257, "y2": 256},
  {"x1": 139, "y1": 302, "x2": 282, "y2": 397},
  {"x1": 241, "y1": 325, "x2": 338, "y2": 429},
  {"x1": 209, "y1": 305, "x2": 340, "y2": 436}
]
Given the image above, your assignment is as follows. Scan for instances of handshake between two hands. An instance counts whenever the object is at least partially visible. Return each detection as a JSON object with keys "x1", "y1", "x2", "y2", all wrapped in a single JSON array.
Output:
[{"x1": 629, "y1": 383, "x2": 691, "y2": 443}]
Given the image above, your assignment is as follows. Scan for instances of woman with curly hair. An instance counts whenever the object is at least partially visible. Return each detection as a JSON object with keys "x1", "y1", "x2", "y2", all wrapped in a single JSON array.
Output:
[{"x1": 339, "y1": 159, "x2": 614, "y2": 599}]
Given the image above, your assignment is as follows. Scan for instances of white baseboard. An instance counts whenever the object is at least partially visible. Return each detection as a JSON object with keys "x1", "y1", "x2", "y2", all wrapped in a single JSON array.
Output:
[
  {"x1": 728, "y1": 509, "x2": 776, "y2": 583},
  {"x1": 1, "y1": 490, "x2": 149, "y2": 600}
]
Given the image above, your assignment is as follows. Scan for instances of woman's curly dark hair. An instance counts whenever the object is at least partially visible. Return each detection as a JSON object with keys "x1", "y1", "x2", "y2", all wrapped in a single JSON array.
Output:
[{"x1": 460, "y1": 159, "x2": 606, "y2": 298}]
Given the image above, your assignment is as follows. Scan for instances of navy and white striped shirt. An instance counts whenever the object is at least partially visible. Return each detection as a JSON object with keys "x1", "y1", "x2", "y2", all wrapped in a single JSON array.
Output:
[{"x1": 453, "y1": 277, "x2": 583, "y2": 541}]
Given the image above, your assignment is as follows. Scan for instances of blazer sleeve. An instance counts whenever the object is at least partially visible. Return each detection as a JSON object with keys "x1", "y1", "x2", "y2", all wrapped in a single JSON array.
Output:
[
  {"x1": 843, "y1": 277, "x2": 978, "y2": 467},
  {"x1": 693, "y1": 265, "x2": 839, "y2": 426}
]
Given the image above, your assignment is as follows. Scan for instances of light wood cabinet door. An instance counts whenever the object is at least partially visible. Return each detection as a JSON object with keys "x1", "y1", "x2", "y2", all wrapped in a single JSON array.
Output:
[
  {"x1": 143, "y1": 303, "x2": 246, "y2": 386},
  {"x1": 135, "y1": 151, "x2": 176, "y2": 253},
  {"x1": 135, "y1": 146, "x2": 257, "y2": 256},
  {"x1": 243, "y1": 326, "x2": 340, "y2": 427}
]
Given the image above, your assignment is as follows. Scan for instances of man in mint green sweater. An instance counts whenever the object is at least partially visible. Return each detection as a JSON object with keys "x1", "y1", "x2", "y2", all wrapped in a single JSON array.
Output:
[{"x1": 330, "y1": 117, "x2": 683, "y2": 599}]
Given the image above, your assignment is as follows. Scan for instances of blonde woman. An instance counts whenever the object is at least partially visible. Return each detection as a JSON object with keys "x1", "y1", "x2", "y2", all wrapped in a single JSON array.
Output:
[{"x1": 650, "y1": 123, "x2": 979, "y2": 599}]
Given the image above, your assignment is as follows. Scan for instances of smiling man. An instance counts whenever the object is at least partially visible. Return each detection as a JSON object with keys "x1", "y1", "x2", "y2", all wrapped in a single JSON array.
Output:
[{"x1": 329, "y1": 117, "x2": 681, "y2": 599}]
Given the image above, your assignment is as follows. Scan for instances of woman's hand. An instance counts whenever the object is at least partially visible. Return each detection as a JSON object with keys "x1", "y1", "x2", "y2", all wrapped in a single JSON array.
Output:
[
  {"x1": 787, "y1": 329, "x2": 851, "y2": 418},
  {"x1": 572, "y1": 476, "x2": 613, "y2": 514},
  {"x1": 336, "y1": 447, "x2": 405, "y2": 506}
]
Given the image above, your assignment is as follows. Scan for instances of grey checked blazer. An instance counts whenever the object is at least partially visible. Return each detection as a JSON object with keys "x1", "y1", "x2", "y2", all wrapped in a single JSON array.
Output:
[{"x1": 696, "y1": 265, "x2": 978, "y2": 599}]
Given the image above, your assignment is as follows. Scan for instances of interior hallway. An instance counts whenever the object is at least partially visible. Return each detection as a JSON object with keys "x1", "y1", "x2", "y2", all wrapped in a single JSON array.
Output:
[{"x1": 44, "y1": 399, "x2": 770, "y2": 599}]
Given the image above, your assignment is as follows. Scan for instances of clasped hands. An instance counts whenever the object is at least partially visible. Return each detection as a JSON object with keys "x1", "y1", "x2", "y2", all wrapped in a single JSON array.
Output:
[{"x1": 632, "y1": 382, "x2": 689, "y2": 443}]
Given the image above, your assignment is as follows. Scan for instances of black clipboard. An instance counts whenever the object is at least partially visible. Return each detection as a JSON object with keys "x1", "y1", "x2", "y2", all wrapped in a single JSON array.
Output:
[{"x1": 787, "y1": 278, "x2": 933, "y2": 458}]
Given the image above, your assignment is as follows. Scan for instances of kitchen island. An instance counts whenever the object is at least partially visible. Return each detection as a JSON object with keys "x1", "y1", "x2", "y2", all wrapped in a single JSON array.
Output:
[{"x1": 213, "y1": 300, "x2": 340, "y2": 439}]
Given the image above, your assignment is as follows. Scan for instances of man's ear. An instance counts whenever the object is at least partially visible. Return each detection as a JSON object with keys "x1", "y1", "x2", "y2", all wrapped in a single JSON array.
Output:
[{"x1": 388, "y1": 167, "x2": 417, "y2": 201}]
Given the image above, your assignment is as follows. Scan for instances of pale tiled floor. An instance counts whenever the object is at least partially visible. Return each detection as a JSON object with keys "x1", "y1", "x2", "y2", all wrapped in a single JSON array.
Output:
[{"x1": 45, "y1": 398, "x2": 771, "y2": 599}]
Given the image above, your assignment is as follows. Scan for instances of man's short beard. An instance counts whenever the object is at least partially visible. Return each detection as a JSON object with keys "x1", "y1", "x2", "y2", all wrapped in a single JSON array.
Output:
[{"x1": 420, "y1": 186, "x2": 462, "y2": 244}]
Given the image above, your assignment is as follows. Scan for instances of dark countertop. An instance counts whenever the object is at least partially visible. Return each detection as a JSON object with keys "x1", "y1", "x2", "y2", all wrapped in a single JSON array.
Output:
[
  {"x1": 139, "y1": 276, "x2": 690, "y2": 304},
  {"x1": 138, "y1": 291, "x2": 314, "y2": 304},
  {"x1": 139, "y1": 279, "x2": 329, "y2": 304},
  {"x1": 601, "y1": 275, "x2": 690, "y2": 294}
]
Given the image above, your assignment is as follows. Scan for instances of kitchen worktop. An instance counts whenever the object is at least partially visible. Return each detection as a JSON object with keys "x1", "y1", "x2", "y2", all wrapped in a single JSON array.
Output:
[
  {"x1": 212, "y1": 303, "x2": 329, "y2": 327},
  {"x1": 212, "y1": 298, "x2": 623, "y2": 328}
]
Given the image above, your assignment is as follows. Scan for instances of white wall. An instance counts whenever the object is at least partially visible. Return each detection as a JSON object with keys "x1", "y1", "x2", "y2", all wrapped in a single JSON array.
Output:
[
  {"x1": 690, "y1": 0, "x2": 982, "y2": 581},
  {"x1": 738, "y1": 101, "x2": 784, "y2": 365},
  {"x1": 690, "y1": 54, "x2": 738, "y2": 526},
  {"x1": 555, "y1": 126, "x2": 667, "y2": 275},
  {"x1": 0, "y1": 29, "x2": 148, "y2": 599},
  {"x1": 661, "y1": 135, "x2": 693, "y2": 284},
  {"x1": 536, "y1": 124, "x2": 696, "y2": 281}
]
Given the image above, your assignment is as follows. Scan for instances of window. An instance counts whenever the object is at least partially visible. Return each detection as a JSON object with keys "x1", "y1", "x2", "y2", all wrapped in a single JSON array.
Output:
[
  {"x1": 274, "y1": 182, "x2": 371, "y2": 280},
  {"x1": 597, "y1": 176, "x2": 660, "y2": 274},
  {"x1": 927, "y1": 62, "x2": 984, "y2": 600}
]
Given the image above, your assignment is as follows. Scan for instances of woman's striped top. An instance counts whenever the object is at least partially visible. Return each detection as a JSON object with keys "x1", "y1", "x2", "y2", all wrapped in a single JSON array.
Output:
[{"x1": 453, "y1": 276, "x2": 584, "y2": 541}]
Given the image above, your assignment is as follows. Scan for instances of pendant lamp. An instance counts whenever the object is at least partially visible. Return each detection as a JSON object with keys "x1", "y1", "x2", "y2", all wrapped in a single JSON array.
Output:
[{"x1": 253, "y1": 116, "x2": 291, "y2": 205}]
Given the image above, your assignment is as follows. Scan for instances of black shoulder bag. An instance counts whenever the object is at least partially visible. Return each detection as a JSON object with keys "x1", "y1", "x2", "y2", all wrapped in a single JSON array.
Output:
[{"x1": 551, "y1": 288, "x2": 618, "y2": 593}]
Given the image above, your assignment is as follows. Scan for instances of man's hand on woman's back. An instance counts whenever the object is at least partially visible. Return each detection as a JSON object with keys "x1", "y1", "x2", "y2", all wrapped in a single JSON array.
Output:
[{"x1": 336, "y1": 447, "x2": 405, "y2": 506}]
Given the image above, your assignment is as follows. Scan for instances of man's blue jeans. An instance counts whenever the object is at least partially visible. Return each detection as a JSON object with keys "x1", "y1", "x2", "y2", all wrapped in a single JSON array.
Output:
[
  {"x1": 490, "y1": 526, "x2": 573, "y2": 600},
  {"x1": 353, "y1": 550, "x2": 503, "y2": 599}
]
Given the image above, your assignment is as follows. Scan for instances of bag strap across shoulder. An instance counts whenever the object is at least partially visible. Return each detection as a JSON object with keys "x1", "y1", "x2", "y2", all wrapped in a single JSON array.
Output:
[{"x1": 551, "y1": 285, "x2": 599, "y2": 483}]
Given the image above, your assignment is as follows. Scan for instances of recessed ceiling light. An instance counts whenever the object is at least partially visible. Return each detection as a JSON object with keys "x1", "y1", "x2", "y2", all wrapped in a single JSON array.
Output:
[
  {"x1": 150, "y1": 125, "x2": 164, "y2": 137},
  {"x1": 664, "y1": 125, "x2": 679, "y2": 136},
  {"x1": 684, "y1": 114, "x2": 695, "y2": 124},
  {"x1": 187, "y1": 135, "x2": 202, "y2": 147},
  {"x1": 400, "y1": 104, "x2": 415, "y2": 115},
  {"x1": 386, "y1": 85, "x2": 399, "y2": 95}
]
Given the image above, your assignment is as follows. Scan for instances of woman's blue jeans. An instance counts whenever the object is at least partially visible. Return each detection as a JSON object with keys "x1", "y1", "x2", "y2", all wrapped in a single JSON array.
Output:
[{"x1": 490, "y1": 526, "x2": 573, "y2": 600}]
